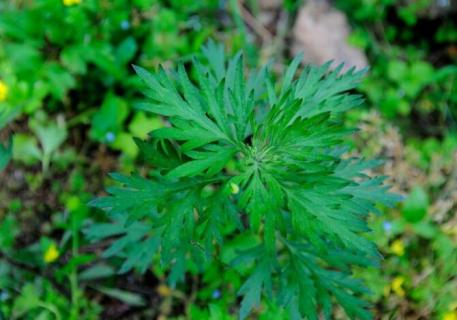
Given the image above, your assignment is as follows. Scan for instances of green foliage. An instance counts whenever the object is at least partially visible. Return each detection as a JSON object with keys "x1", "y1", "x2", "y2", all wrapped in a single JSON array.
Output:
[
  {"x1": 2, "y1": 1, "x2": 454, "y2": 319},
  {"x1": 402, "y1": 186, "x2": 429, "y2": 223},
  {"x1": 337, "y1": 0, "x2": 457, "y2": 126},
  {"x1": 0, "y1": 0, "x2": 223, "y2": 163},
  {"x1": 5, "y1": 279, "x2": 100, "y2": 320},
  {"x1": 11, "y1": 113, "x2": 70, "y2": 173},
  {"x1": 0, "y1": 109, "x2": 16, "y2": 172},
  {"x1": 89, "y1": 43, "x2": 401, "y2": 319},
  {"x1": 362, "y1": 59, "x2": 456, "y2": 119},
  {"x1": 0, "y1": 136, "x2": 12, "y2": 172}
]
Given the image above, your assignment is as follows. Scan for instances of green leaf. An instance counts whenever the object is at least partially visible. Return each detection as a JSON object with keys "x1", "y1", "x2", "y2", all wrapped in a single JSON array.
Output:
[
  {"x1": 95, "y1": 287, "x2": 145, "y2": 307},
  {"x1": 43, "y1": 62, "x2": 76, "y2": 99},
  {"x1": 12, "y1": 133, "x2": 42, "y2": 165},
  {"x1": 128, "y1": 112, "x2": 162, "y2": 139},
  {"x1": 402, "y1": 186, "x2": 429, "y2": 223},
  {"x1": 31, "y1": 121, "x2": 67, "y2": 157},
  {"x1": 168, "y1": 146, "x2": 236, "y2": 178},
  {"x1": 79, "y1": 264, "x2": 115, "y2": 281},
  {"x1": 238, "y1": 257, "x2": 273, "y2": 320},
  {"x1": 115, "y1": 37, "x2": 137, "y2": 65},
  {"x1": 0, "y1": 107, "x2": 20, "y2": 130},
  {"x1": 0, "y1": 136, "x2": 12, "y2": 171},
  {"x1": 61, "y1": 45, "x2": 88, "y2": 74},
  {"x1": 133, "y1": 64, "x2": 231, "y2": 145},
  {"x1": 90, "y1": 93, "x2": 128, "y2": 143}
]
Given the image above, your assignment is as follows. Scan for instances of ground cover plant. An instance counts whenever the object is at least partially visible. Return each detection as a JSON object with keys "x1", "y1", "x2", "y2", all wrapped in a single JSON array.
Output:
[
  {"x1": 0, "y1": 0, "x2": 456, "y2": 319},
  {"x1": 0, "y1": 0, "x2": 225, "y2": 165},
  {"x1": 89, "y1": 43, "x2": 401, "y2": 319}
]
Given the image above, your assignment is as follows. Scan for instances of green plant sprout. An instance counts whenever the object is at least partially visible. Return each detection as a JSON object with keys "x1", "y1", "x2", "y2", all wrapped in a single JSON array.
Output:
[{"x1": 88, "y1": 42, "x2": 401, "y2": 319}]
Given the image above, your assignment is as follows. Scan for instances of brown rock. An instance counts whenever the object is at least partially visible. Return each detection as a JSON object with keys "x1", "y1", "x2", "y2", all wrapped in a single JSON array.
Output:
[{"x1": 292, "y1": 0, "x2": 368, "y2": 71}]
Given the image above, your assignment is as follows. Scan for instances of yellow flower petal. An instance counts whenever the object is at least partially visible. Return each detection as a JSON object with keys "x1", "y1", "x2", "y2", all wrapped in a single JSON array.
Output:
[
  {"x1": 63, "y1": 0, "x2": 81, "y2": 6},
  {"x1": 391, "y1": 276, "x2": 405, "y2": 297},
  {"x1": 44, "y1": 243, "x2": 60, "y2": 263},
  {"x1": 390, "y1": 239, "x2": 405, "y2": 256},
  {"x1": 0, "y1": 81, "x2": 9, "y2": 102},
  {"x1": 443, "y1": 312, "x2": 457, "y2": 320},
  {"x1": 230, "y1": 182, "x2": 240, "y2": 194},
  {"x1": 157, "y1": 284, "x2": 172, "y2": 297}
]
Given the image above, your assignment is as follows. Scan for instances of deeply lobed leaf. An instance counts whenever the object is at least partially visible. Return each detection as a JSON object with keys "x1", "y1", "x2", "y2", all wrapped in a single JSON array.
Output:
[{"x1": 89, "y1": 42, "x2": 401, "y2": 319}]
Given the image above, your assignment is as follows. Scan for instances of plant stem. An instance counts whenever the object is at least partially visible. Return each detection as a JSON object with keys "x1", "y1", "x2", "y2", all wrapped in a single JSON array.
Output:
[{"x1": 69, "y1": 211, "x2": 80, "y2": 320}]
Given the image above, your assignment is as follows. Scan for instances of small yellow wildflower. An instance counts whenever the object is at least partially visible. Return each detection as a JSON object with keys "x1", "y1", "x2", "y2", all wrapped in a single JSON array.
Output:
[
  {"x1": 0, "y1": 81, "x2": 9, "y2": 102},
  {"x1": 230, "y1": 182, "x2": 240, "y2": 194},
  {"x1": 63, "y1": 0, "x2": 81, "y2": 6},
  {"x1": 443, "y1": 311, "x2": 457, "y2": 320},
  {"x1": 443, "y1": 224, "x2": 457, "y2": 239},
  {"x1": 157, "y1": 284, "x2": 172, "y2": 297},
  {"x1": 44, "y1": 243, "x2": 60, "y2": 263},
  {"x1": 390, "y1": 239, "x2": 405, "y2": 256},
  {"x1": 391, "y1": 276, "x2": 405, "y2": 297}
]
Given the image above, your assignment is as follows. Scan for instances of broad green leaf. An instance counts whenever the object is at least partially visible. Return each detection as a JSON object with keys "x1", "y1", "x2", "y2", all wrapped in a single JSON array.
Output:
[
  {"x1": 90, "y1": 93, "x2": 128, "y2": 143},
  {"x1": 32, "y1": 121, "x2": 67, "y2": 157},
  {"x1": 115, "y1": 36, "x2": 137, "y2": 65},
  {"x1": 402, "y1": 186, "x2": 429, "y2": 223},
  {"x1": 12, "y1": 133, "x2": 42, "y2": 165}
]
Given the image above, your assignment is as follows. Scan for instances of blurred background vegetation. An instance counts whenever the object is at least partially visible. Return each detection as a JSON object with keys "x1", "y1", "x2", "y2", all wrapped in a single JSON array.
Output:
[{"x1": 0, "y1": 0, "x2": 456, "y2": 319}]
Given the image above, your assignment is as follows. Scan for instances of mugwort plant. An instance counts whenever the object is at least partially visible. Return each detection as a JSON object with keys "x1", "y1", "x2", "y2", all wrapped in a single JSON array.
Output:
[{"x1": 89, "y1": 42, "x2": 401, "y2": 319}]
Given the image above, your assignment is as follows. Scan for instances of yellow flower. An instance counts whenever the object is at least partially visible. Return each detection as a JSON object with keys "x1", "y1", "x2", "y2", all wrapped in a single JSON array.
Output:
[
  {"x1": 390, "y1": 239, "x2": 405, "y2": 256},
  {"x1": 391, "y1": 276, "x2": 405, "y2": 297},
  {"x1": 44, "y1": 243, "x2": 60, "y2": 263},
  {"x1": 230, "y1": 182, "x2": 240, "y2": 194},
  {"x1": 63, "y1": 0, "x2": 81, "y2": 6},
  {"x1": 0, "y1": 81, "x2": 9, "y2": 102},
  {"x1": 157, "y1": 284, "x2": 172, "y2": 297},
  {"x1": 443, "y1": 312, "x2": 457, "y2": 320}
]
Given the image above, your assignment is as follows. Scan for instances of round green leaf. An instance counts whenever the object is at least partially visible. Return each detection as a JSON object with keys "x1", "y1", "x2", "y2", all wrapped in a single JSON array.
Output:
[{"x1": 402, "y1": 186, "x2": 429, "y2": 223}]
